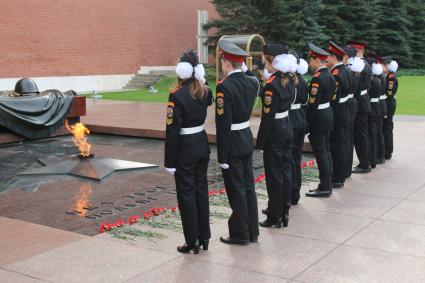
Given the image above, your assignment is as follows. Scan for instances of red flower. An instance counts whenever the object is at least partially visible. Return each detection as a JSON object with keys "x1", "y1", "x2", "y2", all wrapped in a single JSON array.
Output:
[
  {"x1": 99, "y1": 222, "x2": 108, "y2": 233},
  {"x1": 309, "y1": 160, "x2": 315, "y2": 166},
  {"x1": 144, "y1": 212, "x2": 152, "y2": 219},
  {"x1": 254, "y1": 174, "x2": 265, "y2": 183},
  {"x1": 128, "y1": 215, "x2": 140, "y2": 225},
  {"x1": 171, "y1": 207, "x2": 178, "y2": 212},
  {"x1": 219, "y1": 188, "x2": 226, "y2": 194}
]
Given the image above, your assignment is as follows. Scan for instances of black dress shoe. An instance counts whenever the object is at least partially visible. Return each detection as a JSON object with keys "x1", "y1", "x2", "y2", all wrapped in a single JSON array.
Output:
[
  {"x1": 376, "y1": 159, "x2": 385, "y2": 164},
  {"x1": 332, "y1": 182, "x2": 344, "y2": 189},
  {"x1": 199, "y1": 239, "x2": 209, "y2": 250},
  {"x1": 371, "y1": 164, "x2": 376, "y2": 169},
  {"x1": 352, "y1": 166, "x2": 371, "y2": 174},
  {"x1": 177, "y1": 239, "x2": 200, "y2": 254},
  {"x1": 262, "y1": 207, "x2": 269, "y2": 215},
  {"x1": 250, "y1": 236, "x2": 258, "y2": 243},
  {"x1": 259, "y1": 218, "x2": 283, "y2": 228},
  {"x1": 291, "y1": 199, "x2": 299, "y2": 205},
  {"x1": 306, "y1": 189, "x2": 332, "y2": 198},
  {"x1": 220, "y1": 236, "x2": 249, "y2": 246},
  {"x1": 385, "y1": 154, "x2": 392, "y2": 160},
  {"x1": 282, "y1": 211, "x2": 289, "y2": 227}
]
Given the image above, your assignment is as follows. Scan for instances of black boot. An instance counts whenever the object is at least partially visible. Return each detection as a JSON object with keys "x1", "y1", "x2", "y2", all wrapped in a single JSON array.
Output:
[
  {"x1": 262, "y1": 207, "x2": 269, "y2": 215},
  {"x1": 177, "y1": 239, "x2": 200, "y2": 254}
]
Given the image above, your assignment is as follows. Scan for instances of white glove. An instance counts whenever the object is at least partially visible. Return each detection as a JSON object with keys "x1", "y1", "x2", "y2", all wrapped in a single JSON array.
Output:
[
  {"x1": 165, "y1": 167, "x2": 176, "y2": 174},
  {"x1": 219, "y1": 163, "x2": 230, "y2": 170}
]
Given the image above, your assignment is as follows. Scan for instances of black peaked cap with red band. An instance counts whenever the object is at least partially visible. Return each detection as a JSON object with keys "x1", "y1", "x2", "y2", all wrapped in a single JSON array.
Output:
[
  {"x1": 328, "y1": 41, "x2": 346, "y2": 57},
  {"x1": 263, "y1": 43, "x2": 289, "y2": 56},
  {"x1": 347, "y1": 40, "x2": 367, "y2": 50},
  {"x1": 308, "y1": 43, "x2": 330, "y2": 60},
  {"x1": 218, "y1": 39, "x2": 249, "y2": 63}
]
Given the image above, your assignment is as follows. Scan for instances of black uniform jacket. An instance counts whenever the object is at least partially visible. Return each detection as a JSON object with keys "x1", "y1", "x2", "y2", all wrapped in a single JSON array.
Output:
[
  {"x1": 164, "y1": 79, "x2": 213, "y2": 168},
  {"x1": 378, "y1": 74, "x2": 387, "y2": 115},
  {"x1": 330, "y1": 63, "x2": 351, "y2": 126},
  {"x1": 215, "y1": 71, "x2": 260, "y2": 164},
  {"x1": 307, "y1": 67, "x2": 335, "y2": 134},
  {"x1": 385, "y1": 72, "x2": 398, "y2": 115},
  {"x1": 289, "y1": 73, "x2": 308, "y2": 129},
  {"x1": 346, "y1": 65, "x2": 358, "y2": 117},
  {"x1": 369, "y1": 75, "x2": 382, "y2": 117},
  {"x1": 256, "y1": 71, "x2": 295, "y2": 149},
  {"x1": 355, "y1": 59, "x2": 372, "y2": 114}
]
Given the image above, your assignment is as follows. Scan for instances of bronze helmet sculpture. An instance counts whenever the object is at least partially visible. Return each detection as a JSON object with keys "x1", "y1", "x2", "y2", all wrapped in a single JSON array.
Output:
[{"x1": 14, "y1": 78, "x2": 40, "y2": 95}]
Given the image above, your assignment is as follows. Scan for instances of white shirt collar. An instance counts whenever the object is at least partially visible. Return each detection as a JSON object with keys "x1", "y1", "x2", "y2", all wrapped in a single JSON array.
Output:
[
  {"x1": 316, "y1": 66, "x2": 327, "y2": 72},
  {"x1": 227, "y1": 69, "x2": 242, "y2": 76},
  {"x1": 331, "y1": 62, "x2": 344, "y2": 70}
]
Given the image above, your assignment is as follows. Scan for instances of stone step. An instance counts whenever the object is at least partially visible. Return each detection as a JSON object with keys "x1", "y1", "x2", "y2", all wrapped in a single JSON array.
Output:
[{"x1": 123, "y1": 74, "x2": 161, "y2": 89}]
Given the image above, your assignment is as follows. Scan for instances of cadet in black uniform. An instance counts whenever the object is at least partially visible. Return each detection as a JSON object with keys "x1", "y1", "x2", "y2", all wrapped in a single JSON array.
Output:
[
  {"x1": 256, "y1": 44, "x2": 296, "y2": 228},
  {"x1": 377, "y1": 56, "x2": 388, "y2": 164},
  {"x1": 342, "y1": 46, "x2": 360, "y2": 179},
  {"x1": 328, "y1": 41, "x2": 351, "y2": 188},
  {"x1": 164, "y1": 49, "x2": 213, "y2": 254},
  {"x1": 306, "y1": 43, "x2": 335, "y2": 198},
  {"x1": 216, "y1": 40, "x2": 260, "y2": 245},
  {"x1": 348, "y1": 40, "x2": 372, "y2": 174},
  {"x1": 290, "y1": 55, "x2": 309, "y2": 204},
  {"x1": 383, "y1": 56, "x2": 399, "y2": 160},
  {"x1": 368, "y1": 56, "x2": 383, "y2": 168}
]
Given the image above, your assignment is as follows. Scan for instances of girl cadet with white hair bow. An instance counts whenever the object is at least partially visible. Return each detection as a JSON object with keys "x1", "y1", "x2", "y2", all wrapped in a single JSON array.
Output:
[
  {"x1": 368, "y1": 59, "x2": 384, "y2": 169},
  {"x1": 289, "y1": 57, "x2": 309, "y2": 205},
  {"x1": 164, "y1": 49, "x2": 212, "y2": 254},
  {"x1": 382, "y1": 57, "x2": 399, "y2": 160},
  {"x1": 255, "y1": 44, "x2": 298, "y2": 229}
]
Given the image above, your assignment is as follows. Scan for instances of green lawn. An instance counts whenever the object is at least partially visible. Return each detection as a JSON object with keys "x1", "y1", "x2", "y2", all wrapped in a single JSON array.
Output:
[
  {"x1": 82, "y1": 74, "x2": 425, "y2": 116},
  {"x1": 395, "y1": 76, "x2": 425, "y2": 116}
]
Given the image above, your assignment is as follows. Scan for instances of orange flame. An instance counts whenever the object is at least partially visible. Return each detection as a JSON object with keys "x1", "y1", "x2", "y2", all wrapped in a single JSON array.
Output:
[
  {"x1": 65, "y1": 119, "x2": 91, "y2": 157},
  {"x1": 71, "y1": 183, "x2": 92, "y2": 217}
]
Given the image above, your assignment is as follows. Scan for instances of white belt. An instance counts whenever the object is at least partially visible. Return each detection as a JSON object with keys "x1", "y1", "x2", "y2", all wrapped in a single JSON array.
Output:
[
  {"x1": 291, "y1": 103, "x2": 301, "y2": 110},
  {"x1": 231, "y1": 121, "x2": 250, "y2": 131},
  {"x1": 339, "y1": 96, "x2": 350, "y2": 103},
  {"x1": 180, "y1": 124, "x2": 204, "y2": 135},
  {"x1": 275, "y1": 111, "x2": 289, "y2": 119},
  {"x1": 380, "y1": 95, "x2": 387, "y2": 100},
  {"x1": 348, "y1": 93, "x2": 354, "y2": 99},
  {"x1": 370, "y1": 98, "x2": 380, "y2": 103},
  {"x1": 318, "y1": 102, "x2": 330, "y2": 110},
  {"x1": 360, "y1": 89, "x2": 368, "y2": 96}
]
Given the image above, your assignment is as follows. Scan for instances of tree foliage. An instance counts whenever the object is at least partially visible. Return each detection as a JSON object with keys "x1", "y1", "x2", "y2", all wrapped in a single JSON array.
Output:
[{"x1": 205, "y1": 0, "x2": 425, "y2": 67}]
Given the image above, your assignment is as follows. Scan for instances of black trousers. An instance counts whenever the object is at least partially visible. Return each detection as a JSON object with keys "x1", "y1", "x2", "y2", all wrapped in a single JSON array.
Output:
[
  {"x1": 354, "y1": 113, "x2": 370, "y2": 169},
  {"x1": 308, "y1": 132, "x2": 332, "y2": 191},
  {"x1": 291, "y1": 127, "x2": 305, "y2": 203},
  {"x1": 345, "y1": 114, "x2": 356, "y2": 178},
  {"x1": 383, "y1": 115, "x2": 394, "y2": 158},
  {"x1": 222, "y1": 153, "x2": 259, "y2": 240},
  {"x1": 368, "y1": 115, "x2": 379, "y2": 167},
  {"x1": 175, "y1": 156, "x2": 211, "y2": 244},
  {"x1": 263, "y1": 137, "x2": 292, "y2": 222},
  {"x1": 376, "y1": 116, "x2": 385, "y2": 161},
  {"x1": 331, "y1": 124, "x2": 349, "y2": 183}
]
